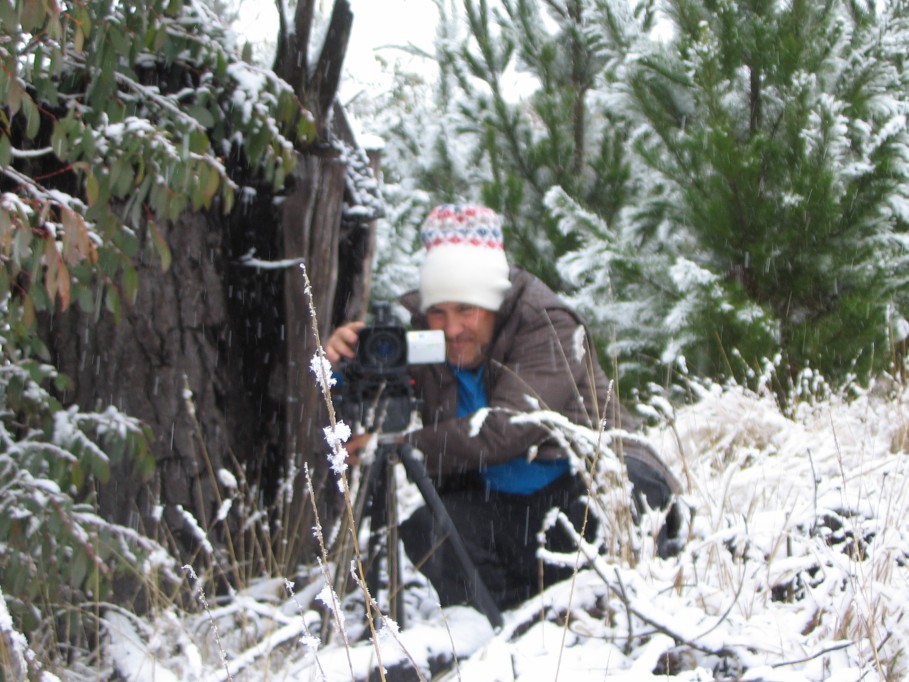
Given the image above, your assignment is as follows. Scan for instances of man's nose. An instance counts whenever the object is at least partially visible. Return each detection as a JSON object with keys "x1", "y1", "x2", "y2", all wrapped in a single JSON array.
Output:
[{"x1": 444, "y1": 317, "x2": 464, "y2": 338}]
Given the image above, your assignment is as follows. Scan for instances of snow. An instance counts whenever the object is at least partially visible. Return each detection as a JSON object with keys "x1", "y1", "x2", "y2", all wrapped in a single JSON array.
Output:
[
  {"x1": 35, "y1": 371, "x2": 895, "y2": 681},
  {"x1": 8, "y1": 6, "x2": 909, "y2": 674}
]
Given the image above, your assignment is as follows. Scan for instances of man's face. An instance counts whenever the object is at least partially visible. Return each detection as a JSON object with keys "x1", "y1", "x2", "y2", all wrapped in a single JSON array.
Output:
[{"x1": 424, "y1": 302, "x2": 497, "y2": 369}]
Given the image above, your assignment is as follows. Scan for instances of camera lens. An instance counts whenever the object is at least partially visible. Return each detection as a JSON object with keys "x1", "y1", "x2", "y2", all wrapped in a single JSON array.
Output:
[{"x1": 362, "y1": 329, "x2": 406, "y2": 371}]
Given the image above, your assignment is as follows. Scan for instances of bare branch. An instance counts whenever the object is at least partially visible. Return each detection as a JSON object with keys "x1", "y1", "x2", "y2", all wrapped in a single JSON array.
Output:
[{"x1": 309, "y1": 0, "x2": 353, "y2": 133}]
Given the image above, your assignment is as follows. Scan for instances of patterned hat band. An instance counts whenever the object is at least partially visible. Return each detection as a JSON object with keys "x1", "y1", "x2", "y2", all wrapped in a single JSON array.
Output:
[{"x1": 419, "y1": 205, "x2": 505, "y2": 252}]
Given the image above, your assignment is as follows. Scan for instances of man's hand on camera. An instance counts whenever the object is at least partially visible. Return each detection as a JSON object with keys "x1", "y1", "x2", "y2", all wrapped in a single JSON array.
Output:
[{"x1": 326, "y1": 321, "x2": 366, "y2": 368}]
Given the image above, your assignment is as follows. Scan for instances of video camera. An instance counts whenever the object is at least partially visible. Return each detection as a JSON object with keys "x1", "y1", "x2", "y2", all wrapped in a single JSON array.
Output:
[{"x1": 337, "y1": 302, "x2": 445, "y2": 434}]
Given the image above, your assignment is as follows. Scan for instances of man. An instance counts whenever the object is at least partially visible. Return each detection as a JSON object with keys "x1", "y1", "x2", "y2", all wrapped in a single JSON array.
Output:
[{"x1": 327, "y1": 204, "x2": 681, "y2": 610}]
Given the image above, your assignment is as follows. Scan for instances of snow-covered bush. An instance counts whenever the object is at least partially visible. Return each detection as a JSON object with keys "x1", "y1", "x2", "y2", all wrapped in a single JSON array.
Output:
[
  {"x1": 0, "y1": 332, "x2": 177, "y2": 665},
  {"x1": 1, "y1": 0, "x2": 315, "y2": 669}
]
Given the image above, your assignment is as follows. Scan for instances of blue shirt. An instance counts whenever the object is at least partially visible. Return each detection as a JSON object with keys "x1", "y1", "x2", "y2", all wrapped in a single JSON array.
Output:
[{"x1": 451, "y1": 365, "x2": 569, "y2": 495}]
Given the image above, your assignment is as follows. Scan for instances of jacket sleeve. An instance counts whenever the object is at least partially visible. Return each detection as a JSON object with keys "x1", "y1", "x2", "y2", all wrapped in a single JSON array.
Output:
[{"x1": 409, "y1": 307, "x2": 603, "y2": 475}]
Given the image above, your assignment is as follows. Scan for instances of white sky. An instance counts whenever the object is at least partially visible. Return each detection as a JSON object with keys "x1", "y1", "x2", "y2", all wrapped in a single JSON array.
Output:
[{"x1": 234, "y1": 0, "x2": 439, "y2": 95}]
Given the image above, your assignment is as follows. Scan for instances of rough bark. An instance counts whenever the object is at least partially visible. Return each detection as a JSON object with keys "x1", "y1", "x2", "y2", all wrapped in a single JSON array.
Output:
[
  {"x1": 49, "y1": 211, "x2": 236, "y2": 554},
  {"x1": 271, "y1": 0, "x2": 361, "y2": 566},
  {"x1": 44, "y1": 0, "x2": 369, "y2": 576},
  {"x1": 280, "y1": 148, "x2": 347, "y2": 561}
]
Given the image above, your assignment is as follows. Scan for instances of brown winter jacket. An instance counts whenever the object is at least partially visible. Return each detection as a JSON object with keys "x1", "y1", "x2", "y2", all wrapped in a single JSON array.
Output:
[{"x1": 401, "y1": 267, "x2": 635, "y2": 477}]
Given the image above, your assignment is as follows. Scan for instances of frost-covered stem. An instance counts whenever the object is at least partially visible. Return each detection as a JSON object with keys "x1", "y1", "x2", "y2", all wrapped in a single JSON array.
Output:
[
  {"x1": 0, "y1": 586, "x2": 35, "y2": 680},
  {"x1": 2, "y1": 165, "x2": 74, "y2": 205},
  {"x1": 828, "y1": 413, "x2": 889, "y2": 671},
  {"x1": 283, "y1": 579, "x2": 328, "y2": 678},
  {"x1": 303, "y1": 465, "x2": 351, "y2": 649},
  {"x1": 769, "y1": 641, "x2": 854, "y2": 669},
  {"x1": 8, "y1": 145, "x2": 54, "y2": 159},
  {"x1": 601, "y1": 552, "x2": 740, "y2": 657},
  {"x1": 807, "y1": 448, "x2": 820, "y2": 536},
  {"x1": 48, "y1": 497, "x2": 111, "y2": 581},
  {"x1": 349, "y1": 570, "x2": 427, "y2": 682},
  {"x1": 652, "y1": 384, "x2": 694, "y2": 492},
  {"x1": 181, "y1": 375, "x2": 241, "y2": 587},
  {"x1": 298, "y1": 263, "x2": 387, "y2": 679},
  {"x1": 560, "y1": 511, "x2": 735, "y2": 657},
  {"x1": 553, "y1": 416, "x2": 607, "y2": 676},
  {"x1": 299, "y1": 264, "x2": 340, "y2": 427},
  {"x1": 182, "y1": 565, "x2": 233, "y2": 682}
]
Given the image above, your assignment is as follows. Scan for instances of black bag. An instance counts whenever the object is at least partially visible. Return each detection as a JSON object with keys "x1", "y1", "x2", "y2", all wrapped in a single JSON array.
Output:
[{"x1": 620, "y1": 437, "x2": 687, "y2": 558}]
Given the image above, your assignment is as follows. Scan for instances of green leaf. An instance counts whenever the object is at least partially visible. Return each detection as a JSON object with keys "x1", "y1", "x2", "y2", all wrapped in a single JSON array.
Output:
[
  {"x1": 188, "y1": 129, "x2": 209, "y2": 155},
  {"x1": 76, "y1": 285, "x2": 94, "y2": 313},
  {"x1": 0, "y1": 0, "x2": 16, "y2": 27},
  {"x1": 74, "y1": 4, "x2": 92, "y2": 38},
  {"x1": 203, "y1": 164, "x2": 220, "y2": 207},
  {"x1": 72, "y1": 460, "x2": 84, "y2": 490},
  {"x1": 50, "y1": 118, "x2": 70, "y2": 158},
  {"x1": 190, "y1": 164, "x2": 206, "y2": 211},
  {"x1": 122, "y1": 264, "x2": 138, "y2": 305},
  {"x1": 79, "y1": 128, "x2": 96, "y2": 160},
  {"x1": 138, "y1": 448, "x2": 156, "y2": 481},
  {"x1": 22, "y1": 96, "x2": 40, "y2": 139},
  {"x1": 221, "y1": 185, "x2": 235, "y2": 214},
  {"x1": 6, "y1": 78, "x2": 22, "y2": 115},
  {"x1": 86, "y1": 172, "x2": 100, "y2": 206},
  {"x1": 187, "y1": 105, "x2": 215, "y2": 129},
  {"x1": 0, "y1": 133, "x2": 10, "y2": 168},
  {"x1": 70, "y1": 548, "x2": 89, "y2": 589},
  {"x1": 25, "y1": 565, "x2": 42, "y2": 601},
  {"x1": 74, "y1": 25, "x2": 85, "y2": 53},
  {"x1": 105, "y1": 286, "x2": 121, "y2": 322},
  {"x1": 91, "y1": 449, "x2": 110, "y2": 483},
  {"x1": 98, "y1": 249, "x2": 119, "y2": 278},
  {"x1": 113, "y1": 161, "x2": 136, "y2": 197},
  {"x1": 20, "y1": 0, "x2": 47, "y2": 32},
  {"x1": 297, "y1": 113, "x2": 317, "y2": 142}
]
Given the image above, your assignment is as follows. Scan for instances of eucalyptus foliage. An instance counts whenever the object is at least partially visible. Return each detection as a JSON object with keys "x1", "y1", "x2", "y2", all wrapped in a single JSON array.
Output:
[
  {"x1": 1, "y1": 0, "x2": 313, "y2": 657},
  {"x1": 1, "y1": 0, "x2": 311, "y2": 339},
  {"x1": 0, "y1": 342, "x2": 166, "y2": 634}
]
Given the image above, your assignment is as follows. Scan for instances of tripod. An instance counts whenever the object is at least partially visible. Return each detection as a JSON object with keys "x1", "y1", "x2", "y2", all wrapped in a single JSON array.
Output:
[{"x1": 359, "y1": 438, "x2": 504, "y2": 631}]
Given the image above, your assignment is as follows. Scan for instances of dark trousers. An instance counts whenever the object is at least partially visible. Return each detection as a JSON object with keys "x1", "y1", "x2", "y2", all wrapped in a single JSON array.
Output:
[{"x1": 398, "y1": 472, "x2": 593, "y2": 610}]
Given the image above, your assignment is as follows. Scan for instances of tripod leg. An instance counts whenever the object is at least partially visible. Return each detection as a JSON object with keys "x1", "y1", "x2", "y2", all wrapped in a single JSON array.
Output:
[
  {"x1": 365, "y1": 447, "x2": 388, "y2": 608},
  {"x1": 395, "y1": 444, "x2": 504, "y2": 631},
  {"x1": 383, "y1": 463, "x2": 405, "y2": 627},
  {"x1": 365, "y1": 445, "x2": 406, "y2": 627}
]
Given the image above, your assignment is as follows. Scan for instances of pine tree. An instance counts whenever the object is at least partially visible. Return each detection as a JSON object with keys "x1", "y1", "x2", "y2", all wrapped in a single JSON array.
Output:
[
  {"x1": 364, "y1": 0, "x2": 653, "y2": 290},
  {"x1": 611, "y1": 0, "x2": 909, "y2": 384}
]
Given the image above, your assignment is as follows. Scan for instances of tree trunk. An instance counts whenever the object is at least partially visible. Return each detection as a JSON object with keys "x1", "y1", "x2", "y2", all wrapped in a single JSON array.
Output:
[
  {"x1": 45, "y1": 0, "x2": 369, "y2": 579},
  {"x1": 49, "y1": 211, "x2": 238, "y2": 557},
  {"x1": 280, "y1": 147, "x2": 347, "y2": 563},
  {"x1": 270, "y1": 0, "x2": 361, "y2": 568}
]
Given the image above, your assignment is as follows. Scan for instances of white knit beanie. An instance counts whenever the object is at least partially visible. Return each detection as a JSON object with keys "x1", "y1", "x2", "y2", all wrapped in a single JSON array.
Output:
[{"x1": 419, "y1": 205, "x2": 512, "y2": 313}]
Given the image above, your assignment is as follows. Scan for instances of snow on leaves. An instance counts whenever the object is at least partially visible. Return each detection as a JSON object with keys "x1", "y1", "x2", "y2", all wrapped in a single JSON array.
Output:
[{"x1": 2, "y1": 0, "x2": 314, "y2": 345}]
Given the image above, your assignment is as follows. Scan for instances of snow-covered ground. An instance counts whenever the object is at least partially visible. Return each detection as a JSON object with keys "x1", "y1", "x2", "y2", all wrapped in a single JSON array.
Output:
[{"x1": 22, "y1": 371, "x2": 909, "y2": 681}]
